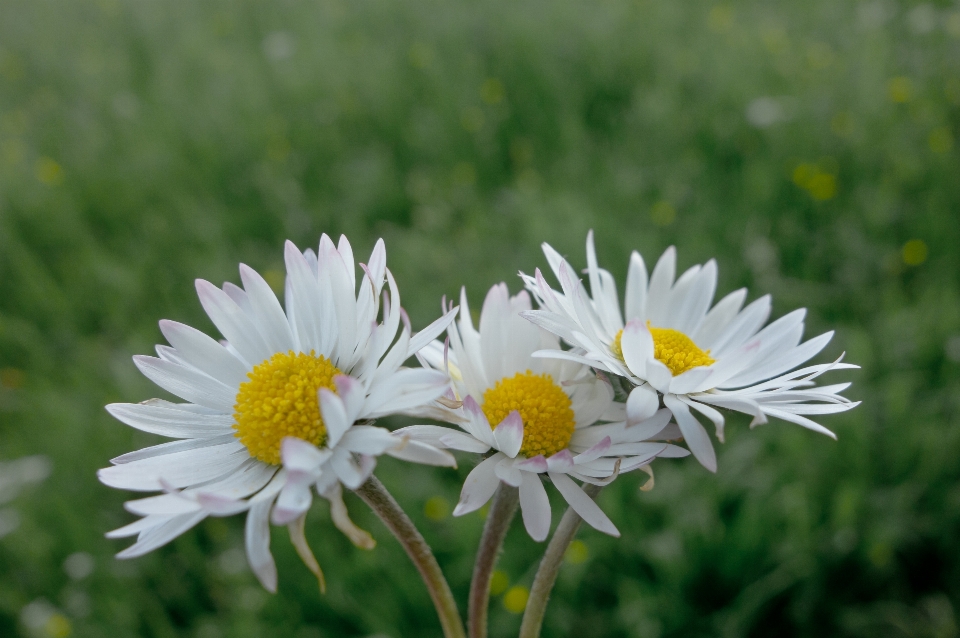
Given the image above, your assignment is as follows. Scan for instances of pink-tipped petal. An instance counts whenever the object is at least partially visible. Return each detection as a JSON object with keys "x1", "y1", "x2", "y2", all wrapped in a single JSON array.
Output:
[
  {"x1": 492, "y1": 410, "x2": 524, "y2": 458},
  {"x1": 546, "y1": 449, "x2": 575, "y2": 473},
  {"x1": 515, "y1": 455, "x2": 548, "y2": 473}
]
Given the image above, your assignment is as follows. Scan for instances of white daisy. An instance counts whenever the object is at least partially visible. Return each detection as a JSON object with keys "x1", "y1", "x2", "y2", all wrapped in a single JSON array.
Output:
[
  {"x1": 520, "y1": 231, "x2": 860, "y2": 473},
  {"x1": 99, "y1": 234, "x2": 458, "y2": 591},
  {"x1": 396, "y1": 283, "x2": 689, "y2": 541}
]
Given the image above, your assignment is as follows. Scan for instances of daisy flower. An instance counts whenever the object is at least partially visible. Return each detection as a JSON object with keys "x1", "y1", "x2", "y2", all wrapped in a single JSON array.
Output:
[
  {"x1": 520, "y1": 231, "x2": 860, "y2": 473},
  {"x1": 396, "y1": 283, "x2": 689, "y2": 541},
  {"x1": 99, "y1": 235, "x2": 457, "y2": 591}
]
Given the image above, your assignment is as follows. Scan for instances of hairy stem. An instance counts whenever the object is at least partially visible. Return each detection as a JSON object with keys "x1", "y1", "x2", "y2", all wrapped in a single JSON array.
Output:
[
  {"x1": 355, "y1": 476, "x2": 466, "y2": 638},
  {"x1": 518, "y1": 484, "x2": 603, "y2": 638},
  {"x1": 468, "y1": 485, "x2": 519, "y2": 638}
]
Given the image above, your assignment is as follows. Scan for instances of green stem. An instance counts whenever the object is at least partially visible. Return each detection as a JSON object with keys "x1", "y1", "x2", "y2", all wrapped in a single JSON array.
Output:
[
  {"x1": 518, "y1": 484, "x2": 603, "y2": 638},
  {"x1": 468, "y1": 484, "x2": 519, "y2": 638},
  {"x1": 355, "y1": 476, "x2": 466, "y2": 638}
]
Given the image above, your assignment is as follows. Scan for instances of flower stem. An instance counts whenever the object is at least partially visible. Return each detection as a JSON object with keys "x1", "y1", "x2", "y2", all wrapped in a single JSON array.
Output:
[
  {"x1": 355, "y1": 475, "x2": 466, "y2": 638},
  {"x1": 518, "y1": 484, "x2": 603, "y2": 638},
  {"x1": 468, "y1": 484, "x2": 519, "y2": 638}
]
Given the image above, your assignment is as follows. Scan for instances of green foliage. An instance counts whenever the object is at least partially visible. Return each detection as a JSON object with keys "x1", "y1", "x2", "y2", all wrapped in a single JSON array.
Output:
[{"x1": 0, "y1": 0, "x2": 958, "y2": 636}]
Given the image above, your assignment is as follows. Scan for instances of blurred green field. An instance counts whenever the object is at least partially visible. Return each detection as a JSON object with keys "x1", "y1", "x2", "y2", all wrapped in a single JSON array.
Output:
[{"x1": 1, "y1": 0, "x2": 959, "y2": 636}]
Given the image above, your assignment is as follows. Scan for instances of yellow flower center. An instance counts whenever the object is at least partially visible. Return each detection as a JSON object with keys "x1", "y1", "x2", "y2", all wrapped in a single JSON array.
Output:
[
  {"x1": 233, "y1": 350, "x2": 341, "y2": 465},
  {"x1": 611, "y1": 325, "x2": 715, "y2": 376},
  {"x1": 482, "y1": 371, "x2": 575, "y2": 458}
]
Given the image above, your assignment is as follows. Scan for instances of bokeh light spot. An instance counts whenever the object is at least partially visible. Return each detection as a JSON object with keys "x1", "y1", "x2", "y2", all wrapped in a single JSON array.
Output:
[
  {"x1": 707, "y1": 5, "x2": 734, "y2": 32},
  {"x1": 409, "y1": 42, "x2": 434, "y2": 69},
  {"x1": 792, "y1": 162, "x2": 837, "y2": 201},
  {"x1": 503, "y1": 586, "x2": 529, "y2": 613},
  {"x1": 423, "y1": 496, "x2": 450, "y2": 521},
  {"x1": 480, "y1": 78, "x2": 505, "y2": 105},
  {"x1": 928, "y1": 127, "x2": 953, "y2": 154},
  {"x1": 489, "y1": 570, "x2": 509, "y2": 595},
  {"x1": 565, "y1": 539, "x2": 589, "y2": 564},
  {"x1": 888, "y1": 77, "x2": 913, "y2": 103},
  {"x1": 650, "y1": 200, "x2": 676, "y2": 226},
  {"x1": 35, "y1": 157, "x2": 63, "y2": 186},
  {"x1": 902, "y1": 239, "x2": 928, "y2": 266}
]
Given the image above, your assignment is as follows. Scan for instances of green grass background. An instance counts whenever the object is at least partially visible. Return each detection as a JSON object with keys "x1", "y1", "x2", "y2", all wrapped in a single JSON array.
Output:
[{"x1": 1, "y1": 0, "x2": 959, "y2": 636}]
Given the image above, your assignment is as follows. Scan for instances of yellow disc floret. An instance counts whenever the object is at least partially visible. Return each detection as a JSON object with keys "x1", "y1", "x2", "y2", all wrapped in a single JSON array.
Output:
[
  {"x1": 482, "y1": 371, "x2": 575, "y2": 458},
  {"x1": 611, "y1": 325, "x2": 715, "y2": 376},
  {"x1": 610, "y1": 330, "x2": 625, "y2": 361},
  {"x1": 233, "y1": 350, "x2": 341, "y2": 465}
]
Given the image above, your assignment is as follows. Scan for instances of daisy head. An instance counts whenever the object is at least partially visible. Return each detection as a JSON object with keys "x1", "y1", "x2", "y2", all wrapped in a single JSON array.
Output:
[
  {"x1": 398, "y1": 283, "x2": 688, "y2": 541},
  {"x1": 521, "y1": 231, "x2": 860, "y2": 473},
  {"x1": 98, "y1": 234, "x2": 457, "y2": 591}
]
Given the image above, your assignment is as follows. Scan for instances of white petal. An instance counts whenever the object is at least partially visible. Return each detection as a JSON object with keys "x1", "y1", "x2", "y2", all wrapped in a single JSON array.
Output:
[
  {"x1": 626, "y1": 385, "x2": 659, "y2": 425},
  {"x1": 366, "y1": 239, "x2": 387, "y2": 295},
  {"x1": 515, "y1": 455, "x2": 548, "y2": 473},
  {"x1": 319, "y1": 388, "x2": 351, "y2": 448},
  {"x1": 620, "y1": 319, "x2": 653, "y2": 379},
  {"x1": 239, "y1": 264, "x2": 295, "y2": 354},
  {"x1": 518, "y1": 471, "x2": 551, "y2": 541},
  {"x1": 339, "y1": 425, "x2": 398, "y2": 455},
  {"x1": 387, "y1": 440, "x2": 457, "y2": 467},
  {"x1": 325, "y1": 482, "x2": 376, "y2": 549},
  {"x1": 549, "y1": 472, "x2": 619, "y2": 537},
  {"x1": 287, "y1": 513, "x2": 326, "y2": 593},
  {"x1": 280, "y1": 437, "x2": 329, "y2": 472},
  {"x1": 337, "y1": 234, "x2": 356, "y2": 291},
  {"x1": 106, "y1": 401, "x2": 233, "y2": 439},
  {"x1": 272, "y1": 482, "x2": 313, "y2": 526},
  {"x1": 668, "y1": 366, "x2": 715, "y2": 395},
  {"x1": 694, "y1": 288, "x2": 748, "y2": 349},
  {"x1": 133, "y1": 355, "x2": 236, "y2": 412},
  {"x1": 195, "y1": 279, "x2": 272, "y2": 366},
  {"x1": 245, "y1": 472, "x2": 285, "y2": 592},
  {"x1": 680, "y1": 397, "x2": 727, "y2": 443},
  {"x1": 460, "y1": 395, "x2": 497, "y2": 448},
  {"x1": 159, "y1": 320, "x2": 249, "y2": 386},
  {"x1": 572, "y1": 437, "x2": 611, "y2": 465},
  {"x1": 330, "y1": 448, "x2": 364, "y2": 489},
  {"x1": 546, "y1": 449, "x2": 575, "y2": 473},
  {"x1": 106, "y1": 515, "x2": 161, "y2": 539},
  {"x1": 407, "y1": 305, "x2": 460, "y2": 359},
  {"x1": 99, "y1": 442, "x2": 248, "y2": 491},
  {"x1": 116, "y1": 512, "x2": 207, "y2": 559},
  {"x1": 625, "y1": 408, "x2": 674, "y2": 442},
  {"x1": 669, "y1": 260, "x2": 716, "y2": 336},
  {"x1": 663, "y1": 394, "x2": 716, "y2": 473},
  {"x1": 624, "y1": 250, "x2": 648, "y2": 322},
  {"x1": 710, "y1": 295, "x2": 772, "y2": 358},
  {"x1": 723, "y1": 331, "x2": 834, "y2": 389},
  {"x1": 492, "y1": 411, "x2": 524, "y2": 458},
  {"x1": 284, "y1": 240, "x2": 333, "y2": 357},
  {"x1": 568, "y1": 375, "x2": 614, "y2": 428},
  {"x1": 393, "y1": 425, "x2": 490, "y2": 453},
  {"x1": 646, "y1": 247, "x2": 676, "y2": 326},
  {"x1": 479, "y1": 283, "x2": 512, "y2": 382},
  {"x1": 319, "y1": 235, "x2": 358, "y2": 366},
  {"x1": 494, "y1": 456, "x2": 523, "y2": 487},
  {"x1": 453, "y1": 454, "x2": 503, "y2": 516},
  {"x1": 760, "y1": 407, "x2": 838, "y2": 439}
]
